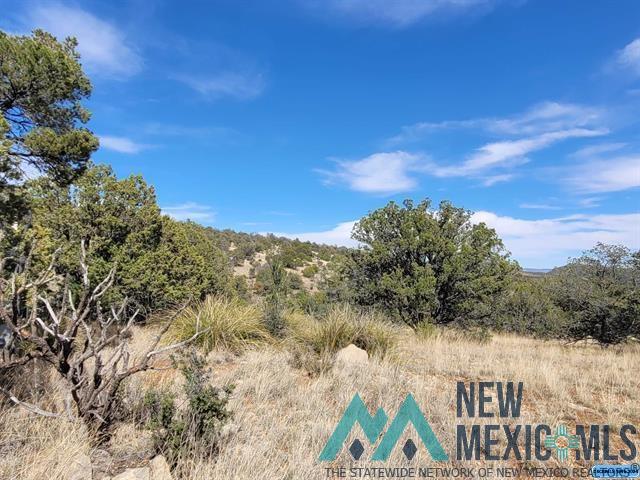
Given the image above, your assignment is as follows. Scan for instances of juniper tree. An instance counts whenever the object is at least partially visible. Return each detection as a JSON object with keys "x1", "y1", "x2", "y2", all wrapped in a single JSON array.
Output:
[
  {"x1": 0, "y1": 30, "x2": 98, "y2": 224},
  {"x1": 552, "y1": 243, "x2": 640, "y2": 345},
  {"x1": 347, "y1": 199, "x2": 516, "y2": 326}
]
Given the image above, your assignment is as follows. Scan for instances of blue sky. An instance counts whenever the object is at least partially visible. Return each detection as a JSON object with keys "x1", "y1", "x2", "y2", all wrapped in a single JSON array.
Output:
[{"x1": 2, "y1": 0, "x2": 639, "y2": 268}]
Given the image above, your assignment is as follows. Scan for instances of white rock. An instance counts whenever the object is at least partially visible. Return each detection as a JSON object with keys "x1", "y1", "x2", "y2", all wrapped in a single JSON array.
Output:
[
  {"x1": 112, "y1": 467, "x2": 150, "y2": 480},
  {"x1": 149, "y1": 455, "x2": 172, "y2": 480},
  {"x1": 68, "y1": 453, "x2": 92, "y2": 480},
  {"x1": 335, "y1": 344, "x2": 368, "y2": 366}
]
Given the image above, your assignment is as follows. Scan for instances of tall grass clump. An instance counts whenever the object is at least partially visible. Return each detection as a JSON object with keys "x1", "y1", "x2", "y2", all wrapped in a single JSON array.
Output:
[
  {"x1": 414, "y1": 321, "x2": 439, "y2": 341},
  {"x1": 413, "y1": 321, "x2": 492, "y2": 345},
  {"x1": 287, "y1": 304, "x2": 398, "y2": 373},
  {"x1": 167, "y1": 296, "x2": 270, "y2": 353}
]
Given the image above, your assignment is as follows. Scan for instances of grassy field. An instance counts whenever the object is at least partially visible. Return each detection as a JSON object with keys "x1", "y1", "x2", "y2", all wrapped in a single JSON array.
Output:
[{"x1": 1, "y1": 321, "x2": 637, "y2": 480}]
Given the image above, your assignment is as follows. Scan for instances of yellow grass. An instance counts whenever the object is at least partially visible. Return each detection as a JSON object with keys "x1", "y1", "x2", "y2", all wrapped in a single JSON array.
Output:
[
  {"x1": 0, "y1": 326, "x2": 637, "y2": 479},
  {"x1": 166, "y1": 295, "x2": 270, "y2": 353}
]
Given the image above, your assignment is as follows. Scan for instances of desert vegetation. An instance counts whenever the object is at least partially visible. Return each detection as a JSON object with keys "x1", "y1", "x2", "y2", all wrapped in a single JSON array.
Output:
[{"x1": 0, "y1": 28, "x2": 638, "y2": 480}]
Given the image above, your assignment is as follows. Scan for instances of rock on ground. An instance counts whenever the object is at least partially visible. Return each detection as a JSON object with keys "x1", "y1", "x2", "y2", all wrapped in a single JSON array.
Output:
[
  {"x1": 68, "y1": 453, "x2": 92, "y2": 480},
  {"x1": 111, "y1": 467, "x2": 150, "y2": 480},
  {"x1": 335, "y1": 344, "x2": 368, "y2": 366},
  {"x1": 149, "y1": 455, "x2": 172, "y2": 480}
]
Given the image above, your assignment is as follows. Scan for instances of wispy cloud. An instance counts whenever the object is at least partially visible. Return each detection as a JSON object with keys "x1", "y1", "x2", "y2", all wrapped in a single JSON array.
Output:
[
  {"x1": 472, "y1": 211, "x2": 640, "y2": 268},
  {"x1": 615, "y1": 38, "x2": 640, "y2": 77},
  {"x1": 24, "y1": 3, "x2": 142, "y2": 77},
  {"x1": 266, "y1": 210, "x2": 294, "y2": 217},
  {"x1": 376, "y1": 101, "x2": 610, "y2": 188},
  {"x1": 569, "y1": 142, "x2": 627, "y2": 158},
  {"x1": 99, "y1": 135, "x2": 149, "y2": 154},
  {"x1": 481, "y1": 174, "x2": 515, "y2": 186},
  {"x1": 162, "y1": 202, "x2": 215, "y2": 223},
  {"x1": 319, "y1": 151, "x2": 423, "y2": 194},
  {"x1": 299, "y1": 0, "x2": 501, "y2": 27},
  {"x1": 388, "y1": 101, "x2": 604, "y2": 144},
  {"x1": 269, "y1": 221, "x2": 358, "y2": 247},
  {"x1": 432, "y1": 128, "x2": 606, "y2": 178},
  {"x1": 567, "y1": 155, "x2": 640, "y2": 193},
  {"x1": 577, "y1": 197, "x2": 602, "y2": 208},
  {"x1": 173, "y1": 72, "x2": 265, "y2": 100},
  {"x1": 143, "y1": 123, "x2": 239, "y2": 139},
  {"x1": 485, "y1": 102, "x2": 604, "y2": 136},
  {"x1": 519, "y1": 203, "x2": 561, "y2": 210},
  {"x1": 321, "y1": 119, "x2": 607, "y2": 194}
]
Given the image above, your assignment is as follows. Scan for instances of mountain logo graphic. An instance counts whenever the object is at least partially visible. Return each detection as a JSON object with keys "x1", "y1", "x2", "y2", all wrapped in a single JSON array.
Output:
[{"x1": 319, "y1": 393, "x2": 448, "y2": 462}]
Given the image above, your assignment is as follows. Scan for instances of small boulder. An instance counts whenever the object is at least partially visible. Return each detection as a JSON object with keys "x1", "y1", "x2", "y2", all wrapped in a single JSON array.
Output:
[
  {"x1": 149, "y1": 455, "x2": 172, "y2": 480},
  {"x1": 335, "y1": 344, "x2": 368, "y2": 366},
  {"x1": 68, "y1": 453, "x2": 92, "y2": 480},
  {"x1": 112, "y1": 467, "x2": 150, "y2": 480}
]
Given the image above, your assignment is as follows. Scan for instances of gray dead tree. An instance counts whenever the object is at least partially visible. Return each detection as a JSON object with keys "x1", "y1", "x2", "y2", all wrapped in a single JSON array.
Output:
[{"x1": 0, "y1": 240, "x2": 205, "y2": 442}]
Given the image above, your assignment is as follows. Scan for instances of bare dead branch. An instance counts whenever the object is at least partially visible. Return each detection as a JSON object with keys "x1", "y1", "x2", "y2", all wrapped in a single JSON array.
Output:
[
  {"x1": 0, "y1": 386, "x2": 63, "y2": 419},
  {"x1": 0, "y1": 244, "x2": 194, "y2": 443}
]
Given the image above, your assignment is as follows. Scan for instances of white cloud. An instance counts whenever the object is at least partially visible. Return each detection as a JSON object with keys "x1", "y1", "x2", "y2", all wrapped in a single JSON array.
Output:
[
  {"x1": 174, "y1": 72, "x2": 265, "y2": 100},
  {"x1": 301, "y1": 0, "x2": 497, "y2": 27},
  {"x1": 326, "y1": 101, "x2": 610, "y2": 192},
  {"x1": 269, "y1": 221, "x2": 358, "y2": 247},
  {"x1": 320, "y1": 151, "x2": 423, "y2": 194},
  {"x1": 99, "y1": 135, "x2": 148, "y2": 154},
  {"x1": 26, "y1": 3, "x2": 142, "y2": 77},
  {"x1": 383, "y1": 102, "x2": 608, "y2": 186},
  {"x1": 519, "y1": 203, "x2": 561, "y2": 210},
  {"x1": 162, "y1": 203, "x2": 215, "y2": 223},
  {"x1": 570, "y1": 142, "x2": 627, "y2": 158},
  {"x1": 472, "y1": 211, "x2": 640, "y2": 268},
  {"x1": 567, "y1": 155, "x2": 640, "y2": 193},
  {"x1": 615, "y1": 38, "x2": 640, "y2": 77},
  {"x1": 481, "y1": 174, "x2": 514, "y2": 186},
  {"x1": 577, "y1": 197, "x2": 602, "y2": 208},
  {"x1": 485, "y1": 102, "x2": 603, "y2": 136},
  {"x1": 322, "y1": 128, "x2": 605, "y2": 193},
  {"x1": 433, "y1": 128, "x2": 606, "y2": 177},
  {"x1": 388, "y1": 101, "x2": 604, "y2": 144}
]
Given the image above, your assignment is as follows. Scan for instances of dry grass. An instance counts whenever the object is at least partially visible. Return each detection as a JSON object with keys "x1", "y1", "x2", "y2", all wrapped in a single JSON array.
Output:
[
  {"x1": 166, "y1": 295, "x2": 270, "y2": 353},
  {"x1": 284, "y1": 304, "x2": 400, "y2": 373},
  {"x1": 0, "y1": 373, "x2": 91, "y2": 480},
  {"x1": 0, "y1": 324, "x2": 637, "y2": 479},
  {"x1": 288, "y1": 304, "x2": 400, "y2": 355}
]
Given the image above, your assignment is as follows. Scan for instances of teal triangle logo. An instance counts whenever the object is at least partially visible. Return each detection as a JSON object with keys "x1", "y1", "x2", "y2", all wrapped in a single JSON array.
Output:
[{"x1": 319, "y1": 393, "x2": 448, "y2": 462}]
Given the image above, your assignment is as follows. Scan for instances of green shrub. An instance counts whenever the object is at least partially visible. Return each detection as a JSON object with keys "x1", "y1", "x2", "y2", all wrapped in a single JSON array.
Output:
[
  {"x1": 491, "y1": 276, "x2": 568, "y2": 338},
  {"x1": 288, "y1": 272, "x2": 304, "y2": 291},
  {"x1": 551, "y1": 243, "x2": 639, "y2": 345},
  {"x1": 141, "y1": 352, "x2": 233, "y2": 468},
  {"x1": 167, "y1": 296, "x2": 270, "y2": 353},
  {"x1": 293, "y1": 290, "x2": 330, "y2": 316},
  {"x1": 302, "y1": 264, "x2": 319, "y2": 278},
  {"x1": 261, "y1": 262, "x2": 289, "y2": 337}
]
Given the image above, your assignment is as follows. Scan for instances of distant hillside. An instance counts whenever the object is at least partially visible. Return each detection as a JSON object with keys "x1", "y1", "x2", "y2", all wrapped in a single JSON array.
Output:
[
  {"x1": 522, "y1": 268, "x2": 552, "y2": 277},
  {"x1": 205, "y1": 228, "x2": 348, "y2": 266},
  {"x1": 203, "y1": 228, "x2": 349, "y2": 293},
  {"x1": 204, "y1": 227, "x2": 566, "y2": 292}
]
